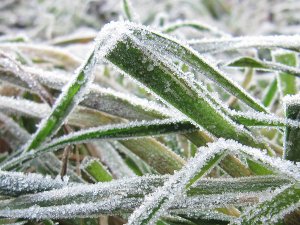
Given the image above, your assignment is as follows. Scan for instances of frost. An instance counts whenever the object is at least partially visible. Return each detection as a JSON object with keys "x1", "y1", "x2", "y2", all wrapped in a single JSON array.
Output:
[
  {"x1": 0, "y1": 170, "x2": 68, "y2": 196},
  {"x1": 188, "y1": 35, "x2": 300, "y2": 53}
]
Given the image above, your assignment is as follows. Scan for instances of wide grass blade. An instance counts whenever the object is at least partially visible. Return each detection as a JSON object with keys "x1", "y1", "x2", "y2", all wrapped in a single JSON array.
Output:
[
  {"x1": 99, "y1": 21, "x2": 267, "y2": 149},
  {"x1": 274, "y1": 52, "x2": 298, "y2": 96}
]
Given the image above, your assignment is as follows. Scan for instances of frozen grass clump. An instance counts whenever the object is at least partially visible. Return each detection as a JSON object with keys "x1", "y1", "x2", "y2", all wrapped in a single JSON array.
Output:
[{"x1": 0, "y1": 0, "x2": 299, "y2": 225}]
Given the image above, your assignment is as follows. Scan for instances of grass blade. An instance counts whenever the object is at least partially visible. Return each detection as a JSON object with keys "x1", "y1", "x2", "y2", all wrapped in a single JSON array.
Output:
[
  {"x1": 189, "y1": 35, "x2": 300, "y2": 53},
  {"x1": 100, "y1": 21, "x2": 267, "y2": 149},
  {"x1": 284, "y1": 95, "x2": 300, "y2": 162},
  {"x1": 274, "y1": 52, "x2": 298, "y2": 97},
  {"x1": 20, "y1": 47, "x2": 98, "y2": 153}
]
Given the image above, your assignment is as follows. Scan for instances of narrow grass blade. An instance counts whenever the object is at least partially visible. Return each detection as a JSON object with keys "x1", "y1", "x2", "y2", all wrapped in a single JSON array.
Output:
[
  {"x1": 0, "y1": 119, "x2": 188, "y2": 170},
  {"x1": 20, "y1": 46, "x2": 98, "y2": 153},
  {"x1": 126, "y1": 143, "x2": 227, "y2": 225},
  {"x1": 0, "y1": 96, "x2": 124, "y2": 128},
  {"x1": 189, "y1": 35, "x2": 300, "y2": 53},
  {"x1": 162, "y1": 20, "x2": 227, "y2": 37},
  {"x1": 226, "y1": 56, "x2": 300, "y2": 78},
  {"x1": 0, "y1": 174, "x2": 291, "y2": 210},
  {"x1": 123, "y1": 0, "x2": 136, "y2": 21},
  {"x1": 262, "y1": 78, "x2": 278, "y2": 107}
]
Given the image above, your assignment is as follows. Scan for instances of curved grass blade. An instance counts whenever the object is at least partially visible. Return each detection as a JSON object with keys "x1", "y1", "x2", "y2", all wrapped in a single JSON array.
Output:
[
  {"x1": 189, "y1": 35, "x2": 300, "y2": 53},
  {"x1": 124, "y1": 22, "x2": 267, "y2": 113},
  {"x1": 226, "y1": 56, "x2": 300, "y2": 78},
  {"x1": 162, "y1": 20, "x2": 227, "y2": 37},
  {"x1": 100, "y1": 22, "x2": 267, "y2": 149}
]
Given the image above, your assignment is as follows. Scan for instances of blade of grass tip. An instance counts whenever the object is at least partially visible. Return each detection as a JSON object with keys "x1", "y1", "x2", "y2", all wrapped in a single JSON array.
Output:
[
  {"x1": 262, "y1": 78, "x2": 278, "y2": 107},
  {"x1": 81, "y1": 157, "x2": 113, "y2": 182},
  {"x1": 0, "y1": 119, "x2": 190, "y2": 170},
  {"x1": 283, "y1": 95, "x2": 300, "y2": 162},
  {"x1": 99, "y1": 21, "x2": 268, "y2": 150},
  {"x1": 274, "y1": 51, "x2": 298, "y2": 97},
  {"x1": 226, "y1": 56, "x2": 300, "y2": 78},
  {"x1": 232, "y1": 183, "x2": 300, "y2": 225},
  {"x1": 122, "y1": 0, "x2": 138, "y2": 22},
  {"x1": 162, "y1": 20, "x2": 228, "y2": 37},
  {"x1": 20, "y1": 43, "x2": 99, "y2": 154},
  {"x1": 188, "y1": 35, "x2": 300, "y2": 53}
]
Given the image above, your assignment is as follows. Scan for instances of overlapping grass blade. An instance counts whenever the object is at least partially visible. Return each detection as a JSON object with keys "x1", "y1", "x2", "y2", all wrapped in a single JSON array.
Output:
[{"x1": 233, "y1": 183, "x2": 300, "y2": 225}]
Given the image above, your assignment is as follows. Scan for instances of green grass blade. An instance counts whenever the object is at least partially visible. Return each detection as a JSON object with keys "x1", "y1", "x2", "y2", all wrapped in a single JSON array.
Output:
[
  {"x1": 227, "y1": 56, "x2": 300, "y2": 78},
  {"x1": 125, "y1": 142, "x2": 228, "y2": 225},
  {"x1": 81, "y1": 157, "x2": 113, "y2": 182},
  {"x1": 262, "y1": 78, "x2": 278, "y2": 107},
  {"x1": 126, "y1": 23, "x2": 267, "y2": 113},
  {"x1": 274, "y1": 52, "x2": 298, "y2": 96},
  {"x1": 162, "y1": 20, "x2": 227, "y2": 36},
  {"x1": 100, "y1": 22, "x2": 267, "y2": 149},
  {"x1": 21, "y1": 48, "x2": 98, "y2": 153},
  {"x1": 284, "y1": 96, "x2": 300, "y2": 162},
  {"x1": 0, "y1": 119, "x2": 188, "y2": 170}
]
